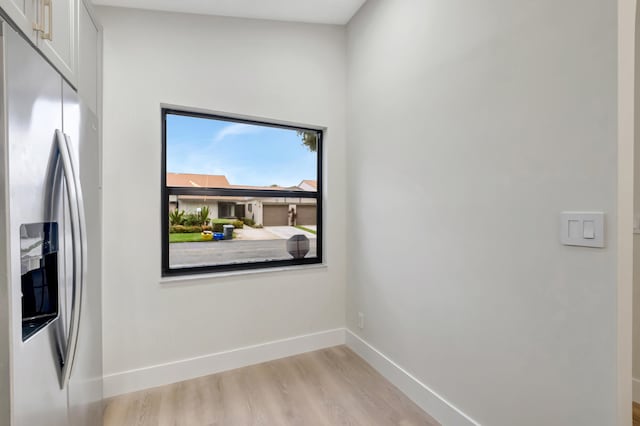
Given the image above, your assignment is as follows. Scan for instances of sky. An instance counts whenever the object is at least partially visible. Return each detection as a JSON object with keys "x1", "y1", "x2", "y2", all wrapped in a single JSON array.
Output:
[{"x1": 166, "y1": 113, "x2": 317, "y2": 188}]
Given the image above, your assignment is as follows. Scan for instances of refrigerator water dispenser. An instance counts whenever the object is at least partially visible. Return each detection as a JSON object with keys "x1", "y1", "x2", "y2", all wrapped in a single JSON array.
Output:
[{"x1": 20, "y1": 222, "x2": 59, "y2": 341}]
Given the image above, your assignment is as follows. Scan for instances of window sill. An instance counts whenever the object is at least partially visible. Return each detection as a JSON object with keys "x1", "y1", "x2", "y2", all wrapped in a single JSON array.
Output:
[{"x1": 159, "y1": 263, "x2": 328, "y2": 286}]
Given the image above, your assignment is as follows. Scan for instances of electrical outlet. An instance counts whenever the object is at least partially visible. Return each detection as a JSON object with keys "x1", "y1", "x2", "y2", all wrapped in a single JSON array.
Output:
[{"x1": 358, "y1": 312, "x2": 365, "y2": 329}]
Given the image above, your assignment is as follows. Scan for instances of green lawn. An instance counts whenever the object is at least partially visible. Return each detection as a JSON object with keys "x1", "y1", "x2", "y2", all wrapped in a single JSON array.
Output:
[
  {"x1": 294, "y1": 225, "x2": 317, "y2": 235},
  {"x1": 169, "y1": 233, "x2": 209, "y2": 243},
  {"x1": 169, "y1": 231, "x2": 238, "y2": 243}
]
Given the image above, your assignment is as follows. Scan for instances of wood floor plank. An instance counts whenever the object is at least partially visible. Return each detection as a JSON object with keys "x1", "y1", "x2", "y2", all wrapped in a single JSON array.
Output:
[
  {"x1": 268, "y1": 352, "x2": 334, "y2": 426},
  {"x1": 104, "y1": 345, "x2": 440, "y2": 426}
]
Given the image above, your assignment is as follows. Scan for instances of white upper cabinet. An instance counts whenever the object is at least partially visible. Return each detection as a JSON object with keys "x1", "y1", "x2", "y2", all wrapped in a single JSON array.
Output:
[
  {"x1": 77, "y1": 0, "x2": 98, "y2": 114},
  {"x1": 33, "y1": 0, "x2": 78, "y2": 85},
  {"x1": 0, "y1": 0, "x2": 79, "y2": 85},
  {"x1": 1, "y1": 0, "x2": 99, "y2": 95},
  {"x1": 0, "y1": 0, "x2": 37, "y2": 41}
]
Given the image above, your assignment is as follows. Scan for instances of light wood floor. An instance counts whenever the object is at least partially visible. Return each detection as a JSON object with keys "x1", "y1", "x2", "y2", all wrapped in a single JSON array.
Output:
[
  {"x1": 104, "y1": 345, "x2": 439, "y2": 426},
  {"x1": 634, "y1": 402, "x2": 640, "y2": 426}
]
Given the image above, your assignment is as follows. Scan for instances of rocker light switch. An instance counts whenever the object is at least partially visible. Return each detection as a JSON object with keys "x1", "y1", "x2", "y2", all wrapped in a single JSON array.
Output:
[
  {"x1": 561, "y1": 212, "x2": 604, "y2": 248},
  {"x1": 583, "y1": 221, "x2": 595, "y2": 239}
]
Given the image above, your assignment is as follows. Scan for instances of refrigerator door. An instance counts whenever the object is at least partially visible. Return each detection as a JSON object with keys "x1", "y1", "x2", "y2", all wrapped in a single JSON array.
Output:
[
  {"x1": 0, "y1": 25, "x2": 11, "y2": 426},
  {"x1": 63, "y1": 83, "x2": 103, "y2": 426},
  {"x1": 5, "y1": 25, "x2": 69, "y2": 426}
]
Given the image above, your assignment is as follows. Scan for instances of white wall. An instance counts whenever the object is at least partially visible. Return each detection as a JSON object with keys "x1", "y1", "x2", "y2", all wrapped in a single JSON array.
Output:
[
  {"x1": 98, "y1": 6, "x2": 347, "y2": 387},
  {"x1": 633, "y1": 0, "x2": 640, "y2": 402},
  {"x1": 619, "y1": 0, "x2": 637, "y2": 417},
  {"x1": 347, "y1": 1, "x2": 617, "y2": 425},
  {"x1": 634, "y1": 83, "x2": 640, "y2": 397},
  {"x1": 633, "y1": 216, "x2": 640, "y2": 400}
]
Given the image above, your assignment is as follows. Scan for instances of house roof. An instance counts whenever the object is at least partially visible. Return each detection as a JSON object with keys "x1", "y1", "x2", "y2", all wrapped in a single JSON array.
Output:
[
  {"x1": 229, "y1": 184, "x2": 299, "y2": 191},
  {"x1": 299, "y1": 180, "x2": 317, "y2": 190},
  {"x1": 175, "y1": 195, "x2": 249, "y2": 202},
  {"x1": 167, "y1": 173, "x2": 312, "y2": 192},
  {"x1": 166, "y1": 173, "x2": 230, "y2": 188}
]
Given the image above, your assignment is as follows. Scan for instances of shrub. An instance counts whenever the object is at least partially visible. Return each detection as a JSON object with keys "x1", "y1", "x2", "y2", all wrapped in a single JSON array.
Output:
[
  {"x1": 242, "y1": 217, "x2": 255, "y2": 227},
  {"x1": 170, "y1": 225, "x2": 212, "y2": 233},
  {"x1": 183, "y1": 213, "x2": 200, "y2": 227},
  {"x1": 185, "y1": 226, "x2": 203, "y2": 233},
  {"x1": 170, "y1": 225, "x2": 187, "y2": 233},
  {"x1": 182, "y1": 207, "x2": 212, "y2": 227},
  {"x1": 169, "y1": 209, "x2": 185, "y2": 226},
  {"x1": 198, "y1": 206, "x2": 211, "y2": 226},
  {"x1": 211, "y1": 218, "x2": 243, "y2": 230}
]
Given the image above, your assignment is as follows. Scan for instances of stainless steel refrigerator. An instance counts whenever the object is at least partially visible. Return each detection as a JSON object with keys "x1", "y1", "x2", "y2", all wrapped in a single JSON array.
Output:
[{"x1": 0, "y1": 21, "x2": 102, "y2": 426}]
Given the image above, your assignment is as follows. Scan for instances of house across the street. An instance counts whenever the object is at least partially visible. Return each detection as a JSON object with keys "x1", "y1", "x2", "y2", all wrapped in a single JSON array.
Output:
[{"x1": 167, "y1": 173, "x2": 317, "y2": 226}]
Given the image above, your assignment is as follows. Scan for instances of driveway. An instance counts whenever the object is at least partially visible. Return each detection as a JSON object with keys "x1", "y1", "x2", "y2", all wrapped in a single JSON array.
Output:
[
  {"x1": 263, "y1": 226, "x2": 317, "y2": 239},
  {"x1": 170, "y1": 238, "x2": 317, "y2": 268},
  {"x1": 233, "y1": 226, "x2": 277, "y2": 241}
]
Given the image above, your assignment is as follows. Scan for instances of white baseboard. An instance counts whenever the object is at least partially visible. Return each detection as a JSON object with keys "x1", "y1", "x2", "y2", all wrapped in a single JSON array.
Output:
[
  {"x1": 105, "y1": 327, "x2": 479, "y2": 426},
  {"x1": 634, "y1": 377, "x2": 640, "y2": 403},
  {"x1": 345, "y1": 329, "x2": 480, "y2": 426},
  {"x1": 103, "y1": 328, "x2": 346, "y2": 398}
]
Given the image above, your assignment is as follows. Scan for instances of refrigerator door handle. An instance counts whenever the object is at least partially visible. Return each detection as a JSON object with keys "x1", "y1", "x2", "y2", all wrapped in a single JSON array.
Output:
[{"x1": 54, "y1": 129, "x2": 86, "y2": 390}]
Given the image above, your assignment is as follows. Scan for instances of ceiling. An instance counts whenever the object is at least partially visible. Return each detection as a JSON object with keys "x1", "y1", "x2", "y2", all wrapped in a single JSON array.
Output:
[{"x1": 91, "y1": 0, "x2": 368, "y2": 25}]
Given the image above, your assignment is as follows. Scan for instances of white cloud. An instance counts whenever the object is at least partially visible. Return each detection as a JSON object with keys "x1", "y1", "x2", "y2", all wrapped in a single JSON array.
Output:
[{"x1": 213, "y1": 123, "x2": 260, "y2": 143}]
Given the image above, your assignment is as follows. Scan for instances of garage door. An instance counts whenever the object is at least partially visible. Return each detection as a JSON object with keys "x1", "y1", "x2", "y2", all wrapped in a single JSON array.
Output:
[
  {"x1": 263, "y1": 205, "x2": 289, "y2": 226},
  {"x1": 296, "y1": 205, "x2": 317, "y2": 225}
]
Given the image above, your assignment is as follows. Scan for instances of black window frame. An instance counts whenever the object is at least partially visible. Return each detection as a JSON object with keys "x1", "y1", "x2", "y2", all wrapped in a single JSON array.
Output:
[{"x1": 161, "y1": 108, "x2": 323, "y2": 277}]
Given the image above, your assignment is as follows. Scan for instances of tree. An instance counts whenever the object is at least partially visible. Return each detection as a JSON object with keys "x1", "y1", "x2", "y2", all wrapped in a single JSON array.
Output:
[{"x1": 297, "y1": 131, "x2": 317, "y2": 152}]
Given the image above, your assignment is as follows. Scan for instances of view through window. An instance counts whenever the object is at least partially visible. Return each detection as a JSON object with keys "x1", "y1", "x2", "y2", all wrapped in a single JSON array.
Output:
[{"x1": 162, "y1": 109, "x2": 323, "y2": 275}]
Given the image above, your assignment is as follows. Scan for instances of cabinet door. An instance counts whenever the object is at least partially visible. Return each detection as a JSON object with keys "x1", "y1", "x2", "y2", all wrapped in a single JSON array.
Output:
[
  {"x1": 77, "y1": 0, "x2": 98, "y2": 114},
  {"x1": 35, "y1": 0, "x2": 77, "y2": 86},
  {"x1": 0, "y1": 0, "x2": 37, "y2": 40}
]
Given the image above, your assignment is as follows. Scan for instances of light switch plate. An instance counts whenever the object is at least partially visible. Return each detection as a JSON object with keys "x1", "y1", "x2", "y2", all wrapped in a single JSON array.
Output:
[{"x1": 560, "y1": 212, "x2": 605, "y2": 248}]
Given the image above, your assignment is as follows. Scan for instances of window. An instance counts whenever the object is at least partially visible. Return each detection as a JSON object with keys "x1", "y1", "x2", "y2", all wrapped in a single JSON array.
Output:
[{"x1": 162, "y1": 109, "x2": 323, "y2": 276}]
